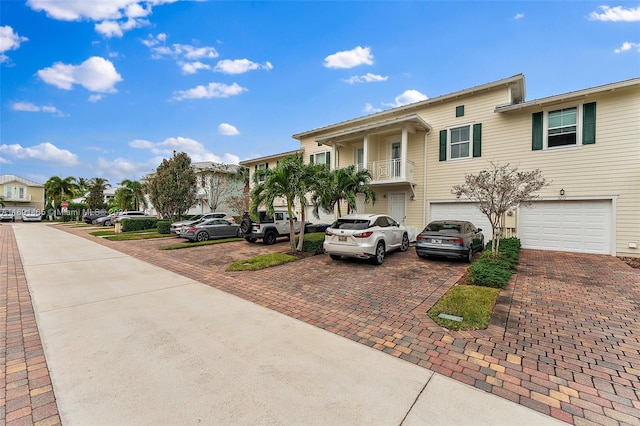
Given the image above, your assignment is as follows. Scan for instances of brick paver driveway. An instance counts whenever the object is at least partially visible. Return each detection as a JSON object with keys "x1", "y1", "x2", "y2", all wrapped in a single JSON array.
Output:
[{"x1": 18, "y1": 225, "x2": 640, "y2": 425}]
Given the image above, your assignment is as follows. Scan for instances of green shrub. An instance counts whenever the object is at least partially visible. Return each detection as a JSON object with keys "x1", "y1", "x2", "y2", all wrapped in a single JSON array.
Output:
[
  {"x1": 156, "y1": 220, "x2": 171, "y2": 234},
  {"x1": 298, "y1": 232, "x2": 325, "y2": 255},
  {"x1": 121, "y1": 218, "x2": 158, "y2": 232},
  {"x1": 470, "y1": 257, "x2": 513, "y2": 288}
]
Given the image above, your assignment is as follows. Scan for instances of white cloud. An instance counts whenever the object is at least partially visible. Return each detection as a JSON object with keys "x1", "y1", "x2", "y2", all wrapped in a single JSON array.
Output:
[
  {"x1": 614, "y1": 41, "x2": 640, "y2": 53},
  {"x1": 589, "y1": 5, "x2": 640, "y2": 21},
  {"x1": 96, "y1": 157, "x2": 149, "y2": 179},
  {"x1": 180, "y1": 61, "x2": 211, "y2": 75},
  {"x1": 363, "y1": 103, "x2": 382, "y2": 114},
  {"x1": 0, "y1": 25, "x2": 28, "y2": 63},
  {"x1": 218, "y1": 123, "x2": 239, "y2": 136},
  {"x1": 37, "y1": 56, "x2": 123, "y2": 93},
  {"x1": 343, "y1": 73, "x2": 388, "y2": 84},
  {"x1": 172, "y1": 82, "x2": 247, "y2": 101},
  {"x1": 12, "y1": 101, "x2": 64, "y2": 116},
  {"x1": 150, "y1": 42, "x2": 218, "y2": 60},
  {"x1": 88, "y1": 94, "x2": 103, "y2": 102},
  {"x1": 514, "y1": 13, "x2": 525, "y2": 20},
  {"x1": 0, "y1": 142, "x2": 78, "y2": 166},
  {"x1": 382, "y1": 89, "x2": 428, "y2": 108},
  {"x1": 130, "y1": 136, "x2": 240, "y2": 164},
  {"x1": 214, "y1": 59, "x2": 273, "y2": 74},
  {"x1": 324, "y1": 46, "x2": 374, "y2": 69},
  {"x1": 26, "y1": 0, "x2": 176, "y2": 37}
]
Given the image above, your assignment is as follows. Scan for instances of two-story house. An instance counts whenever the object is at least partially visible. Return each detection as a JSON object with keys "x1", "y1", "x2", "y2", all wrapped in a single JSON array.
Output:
[
  {"x1": 0, "y1": 174, "x2": 46, "y2": 216},
  {"x1": 243, "y1": 74, "x2": 639, "y2": 258}
]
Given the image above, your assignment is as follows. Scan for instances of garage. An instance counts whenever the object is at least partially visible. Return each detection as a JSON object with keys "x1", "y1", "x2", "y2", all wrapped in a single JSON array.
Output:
[
  {"x1": 430, "y1": 202, "x2": 493, "y2": 240},
  {"x1": 304, "y1": 205, "x2": 335, "y2": 225},
  {"x1": 518, "y1": 200, "x2": 613, "y2": 254}
]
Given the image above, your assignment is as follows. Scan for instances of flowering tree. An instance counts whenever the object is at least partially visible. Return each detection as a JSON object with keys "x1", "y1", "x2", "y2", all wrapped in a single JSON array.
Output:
[{"x1": 452, "y1": 162, "x2": 548, "y2": 255}]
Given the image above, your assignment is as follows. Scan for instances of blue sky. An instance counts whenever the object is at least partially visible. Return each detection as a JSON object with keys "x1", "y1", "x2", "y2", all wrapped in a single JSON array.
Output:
[{"x1": 1, "y1": 1, "x2": 639, "y2": 186}]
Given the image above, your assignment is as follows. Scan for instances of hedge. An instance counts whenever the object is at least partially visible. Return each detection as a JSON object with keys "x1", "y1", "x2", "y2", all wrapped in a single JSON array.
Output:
[
  {"x1": 121, "y1": 218, "x2": 158, "y2": 232},
  {"x1": 157, "y1": 220, "x2": 171, "y2": 234},
  {"x1": 470, "y1": 237, "x2": 521, "y2": 288},
  {"x1": 297, "y1": 232, "x2": 326, "y2": 255}
]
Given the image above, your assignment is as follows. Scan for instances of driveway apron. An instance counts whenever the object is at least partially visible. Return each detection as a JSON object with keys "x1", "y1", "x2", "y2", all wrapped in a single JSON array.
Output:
[{"x1": 8, "y1": 223, "x2": 562, "y2": 425}]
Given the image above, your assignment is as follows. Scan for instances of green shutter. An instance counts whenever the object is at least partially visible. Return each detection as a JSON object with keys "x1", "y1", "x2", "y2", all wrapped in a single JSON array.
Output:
[
  {"x1": 309, "y1": 154, "x2": 314, "y2": 164},
  {"x1": 582, "y1": 102, "x2": 596, "y2": 145},
  {"x1": 326, "y1": 151, "x2": 330, "y2": 167},
  {"x1": 472, "y1": 123, "x2": 482, "y2": 157},
  {"x1": 439, "y1": 130, "x2": 447, "y2": 161},
  {"x1": 265, "y1": 162, "x2": 269, "y2": 169},
  {"x1": 532, "y1": 112, "x2": 543, "y2": 151}
]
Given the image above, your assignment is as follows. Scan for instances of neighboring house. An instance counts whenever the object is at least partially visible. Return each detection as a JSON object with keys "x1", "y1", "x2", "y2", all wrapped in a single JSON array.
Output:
[
  {"x1": 145, "y1": 161, "x2": 245, "y2": 216},
  {"x1": 243, "y1": 74, "x2": 639, "y2": 258},
  {"x1": 0, "y1": 174, "x2": 46, "y2": 216},
  {"x1": 238, "y1": 149, "x2": 337, "y2": 223}
]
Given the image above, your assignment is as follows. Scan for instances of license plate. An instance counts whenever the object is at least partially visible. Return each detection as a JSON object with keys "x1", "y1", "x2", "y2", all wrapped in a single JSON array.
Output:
[
  {"x1": 432, "y1": 238, "x2": 441, "y2": 244},
  {"x1": 339, "y1": 236, "x2": 347, "y2": 242}
]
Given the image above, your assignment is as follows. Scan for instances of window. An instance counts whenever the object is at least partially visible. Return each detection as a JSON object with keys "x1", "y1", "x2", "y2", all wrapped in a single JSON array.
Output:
[
  {"x1": 354, "y1": 146, "x2": 364, "y2": 171},
  {"x1": 309, "y1": 151, "x2": 330, "y2": 167},
  {"x1": 439, "y1": 123, "x2": 482, "y2": 161},
  {"x1": 532, "y1": 102, "x2": 596, "y2": 150},
  {"x1": 255, "y1": 163, "x2": 268, "y2": 183},
  {"x1": 548, "y1": 107, "x2": 577, "y2": 147}
]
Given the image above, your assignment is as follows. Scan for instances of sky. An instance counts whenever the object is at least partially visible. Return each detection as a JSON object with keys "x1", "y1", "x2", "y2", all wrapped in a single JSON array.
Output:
[{"x1": 1, "y1": 0, "x2": 639, "y2": 187}]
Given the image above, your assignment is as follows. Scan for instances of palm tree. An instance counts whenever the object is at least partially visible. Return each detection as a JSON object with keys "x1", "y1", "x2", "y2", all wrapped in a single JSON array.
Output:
[
  {"x1": 44, "y1": 176, "x2": 78, "y2": 206},
  {"x1": 311, "y1": 165, "x2": 377, "y2": 218},
  {"x1": 119, "y1": 179, "x2": 147, "y2": 211},
  {"x1": 75, "y1": 177, "x2": 91, "y2": 198},
  {"x1": 0, "y1": 196, "x2": 4, "y2": 208},
  {"x1": 250, "y1": 154, "x2": 316, "y2": 253}
]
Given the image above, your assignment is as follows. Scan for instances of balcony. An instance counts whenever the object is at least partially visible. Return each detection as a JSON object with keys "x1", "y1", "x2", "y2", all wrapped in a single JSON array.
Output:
[
  {"x1": 363, "y1": 159, "x2": 414, "y2": 184},
  {"x1": 3, "y1": 194, "x2": 32, "y2": 202}
]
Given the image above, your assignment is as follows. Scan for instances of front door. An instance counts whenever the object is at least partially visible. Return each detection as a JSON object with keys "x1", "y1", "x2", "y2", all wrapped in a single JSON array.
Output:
[{"x1": 389, "y1": 192, "x2": 406, "y2": 225}]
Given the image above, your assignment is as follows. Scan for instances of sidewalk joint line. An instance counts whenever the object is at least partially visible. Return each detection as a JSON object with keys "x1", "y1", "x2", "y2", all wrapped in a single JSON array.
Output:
[{"x1": 398, "y1": 372, "x2": 433, "y2": 425}]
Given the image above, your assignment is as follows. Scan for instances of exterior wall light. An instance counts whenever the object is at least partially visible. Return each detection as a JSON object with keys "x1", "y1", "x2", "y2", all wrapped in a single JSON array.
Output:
[{"x1": 560, "y1": 189, "x2": 565, "y2": 196}]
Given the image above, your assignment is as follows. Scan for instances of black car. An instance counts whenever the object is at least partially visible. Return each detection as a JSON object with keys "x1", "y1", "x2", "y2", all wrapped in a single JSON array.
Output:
[{"x1": 415, "y1": 220, "x2": 484, "y2": 262}]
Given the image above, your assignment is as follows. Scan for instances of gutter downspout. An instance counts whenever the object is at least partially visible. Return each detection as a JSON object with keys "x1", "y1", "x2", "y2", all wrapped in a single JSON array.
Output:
[{"x1": 423, "y1": 130, "x2": 429, "y2": 227}]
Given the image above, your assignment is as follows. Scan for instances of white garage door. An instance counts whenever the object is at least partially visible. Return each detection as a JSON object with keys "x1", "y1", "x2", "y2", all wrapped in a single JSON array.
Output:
[
  {"x1": 430, "y1": 202, "x2": 493, "y2": 240},
  {"x1": 519, "y1": 200, "x2": 612, "y2": 254},
  {"x1": 305, "y1": 205, "x2": 335, "y2": 224}
]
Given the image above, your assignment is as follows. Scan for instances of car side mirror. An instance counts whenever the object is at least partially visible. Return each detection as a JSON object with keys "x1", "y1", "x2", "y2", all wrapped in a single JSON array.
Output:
[{"x1": 477, "y1": 228, "x2": 482, "y2": 232}]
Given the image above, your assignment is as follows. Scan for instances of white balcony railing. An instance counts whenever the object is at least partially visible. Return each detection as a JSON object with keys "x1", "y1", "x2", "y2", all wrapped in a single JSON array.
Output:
[
  {"x1": 367, "y1": 159, "x2": 414, "y2": 183},
  {"x1": 3, "y1": 194, "x2": 32, "y2": 202}
]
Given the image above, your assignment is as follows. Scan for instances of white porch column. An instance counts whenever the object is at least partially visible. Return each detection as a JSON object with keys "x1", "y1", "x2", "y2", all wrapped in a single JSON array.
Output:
[
  {"x1": 331, "y1": 144, "x2": 336, "y2": 170},
  {"x1": 401, "y1": 127, "x2": 408, "y2": 179},
  {"x1": 363, "y1": 135, "x2": 369, "y2": 171}
]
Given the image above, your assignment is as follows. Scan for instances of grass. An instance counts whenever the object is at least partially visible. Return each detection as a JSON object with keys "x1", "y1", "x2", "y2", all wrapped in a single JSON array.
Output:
[
  {"x1": 104, "y1": 232, "x2": 170, "y2": 241},
  {"x1": 428, "y1": 285, "x2": 500, "y2": 331},
  {"x1": 227, "y1": 253, "x2": 298, "y2": 271},
  {"x1": 161, "y1": 237, "x2": 243, "y2": 250},
  {"x1": 90, "y1": 230, "x2": 116, "y2": 236}
]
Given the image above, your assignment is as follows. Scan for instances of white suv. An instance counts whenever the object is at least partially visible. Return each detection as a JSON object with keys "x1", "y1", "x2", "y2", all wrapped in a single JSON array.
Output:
[
  {"x1": 113, "y1": 211, "x2": 155, "y2": 223},
  {"x1": 323, "y1": 214, "x2": 409, "y2": 265}
]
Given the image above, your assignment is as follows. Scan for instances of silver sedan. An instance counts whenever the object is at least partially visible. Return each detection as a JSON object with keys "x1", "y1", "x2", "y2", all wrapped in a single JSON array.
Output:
[{"x1": 180, "y1": 218, "x2": 241, "y2": 242}]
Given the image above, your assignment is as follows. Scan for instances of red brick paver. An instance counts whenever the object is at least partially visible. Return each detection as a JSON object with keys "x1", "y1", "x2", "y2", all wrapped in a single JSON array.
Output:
[
  {"x1": 15, "y1": 223, "x2": 640, "y2": 425},
  {"x1": 1, "y1": 225, "x2": 61, "y2": 426}
]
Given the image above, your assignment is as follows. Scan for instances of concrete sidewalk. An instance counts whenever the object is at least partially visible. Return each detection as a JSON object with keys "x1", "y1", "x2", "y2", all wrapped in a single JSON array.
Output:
[{"x1": 11, "y1": 223, "x2": 563, "y2": 425}]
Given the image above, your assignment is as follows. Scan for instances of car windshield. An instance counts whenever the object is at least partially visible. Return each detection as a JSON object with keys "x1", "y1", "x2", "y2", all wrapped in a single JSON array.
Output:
[
  {"x1": 332, "y1": 219, "x2": 370, "y2": 230},
  {"x1": 425, "y1": 222, "x2": 462, "y2": 233}
]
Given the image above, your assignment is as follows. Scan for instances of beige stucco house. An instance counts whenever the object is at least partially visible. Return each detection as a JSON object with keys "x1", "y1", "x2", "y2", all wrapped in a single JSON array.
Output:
[
  {"x1": 0, "y1": 174, "x2": 46, "y2": 215},
  {"x1": 243, "y1": 74, "x2": 640, "y2": 258}
]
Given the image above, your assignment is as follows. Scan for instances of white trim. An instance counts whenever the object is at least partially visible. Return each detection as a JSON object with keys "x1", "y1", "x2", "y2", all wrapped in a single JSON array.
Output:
[
  {"x1": 388, "y1": 192, "x2": 406, "y2": 225},
  {"x1": 542, "y1": 102, "x2": 587, "y2": 150},
  {"x1": 445, "y1": 123, "x2": 475, "y2": 160}
]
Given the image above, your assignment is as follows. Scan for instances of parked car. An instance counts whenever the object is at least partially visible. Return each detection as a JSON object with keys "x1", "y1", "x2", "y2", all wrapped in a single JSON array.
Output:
[
  {"x1": 170, "y1": 212, "x2": 235, "y2": 235},
  {"x1": 21, "y1": 210, "x2": 42, "y2": 222},
  {"x1": 95, "y1": 213, "x2": 116, "y2": 226},
  {"x1": 323, "y1": 214, "x2": 409, "y2": 265},
  {"x1": 180, "y1": 218, "x2": 240, "y2": 242},
  {"x1": 305, "y1": 223, "x2": 331, "y2": 233},
  {"x1": 0, "y1": 209, "x2": 15, "y2": 222},
  {"x1": 415, "y1": 220, "x2": 484, "y2": 263},
  {"x1": 113, "y1": 211, "x2": 156, "y2": 223},
  {"x1": 83, "y1": 210, "x2": 108, "y2": 224}
]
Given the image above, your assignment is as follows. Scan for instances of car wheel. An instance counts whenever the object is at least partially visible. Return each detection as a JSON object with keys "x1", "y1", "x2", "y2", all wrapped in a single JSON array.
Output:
[
  {"x1": 400, "y1": 233, "x2": 409, "y2": 252},
  {"x1": 263, "y1": 231, "x2": 277, "y2": 245},
  {"x1": 466, "y1": 247, "x2": 474, "y2": 263},
  {"x1": 417, "y1": 252, "x2": 427, "y2": 259},
  {"x1": 479, "y1": 238, "x2": 485, "y2": 252},
  {"x1": 372, "y1": 241, "x2": 385, "y2": 265},
  {"x1": 236, "y1": 228, "x2": 242, "y2": 237},
  {"x1": 196, "y1": 231, "x2": 209, "y2": 242},
  {"x1": 240, "y1": 217, "x2": 252, "y2": 234},
  {"x1": 245, "y1": 237, "x2": 257, "y2": 243},
  {"x1": 104, "y1": 220, "x2": 111, "y2": 226},
  {"x1": 329, "y1": 254, "x2": 341, "y2": 260}
]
